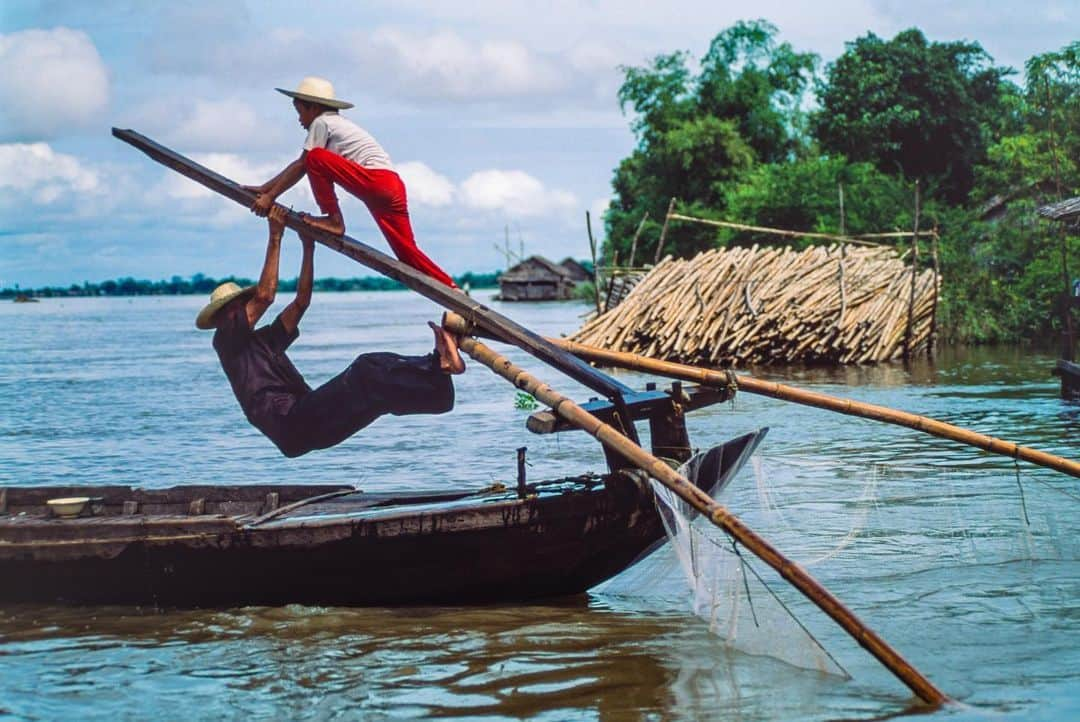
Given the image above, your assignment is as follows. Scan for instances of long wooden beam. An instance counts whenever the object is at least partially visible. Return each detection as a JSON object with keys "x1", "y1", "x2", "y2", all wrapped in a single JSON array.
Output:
[
  {"x1": 112, "y1": 128, "x2": 642, "y2": 439},
  {"x1": 442, "y1": 316, "x2": 1080, "y2": 480},
  {"x1": 450, "y1": 322, "x2": 949, "y2": 706}
]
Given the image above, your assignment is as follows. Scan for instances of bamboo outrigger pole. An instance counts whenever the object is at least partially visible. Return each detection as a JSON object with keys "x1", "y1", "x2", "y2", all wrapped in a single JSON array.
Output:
[
  {"x1": 115, "y1": 127, "x2": 947, "y2": 705},
  {"x1": 445, "y1": 314, "x2": 948, "y2": 706},
  {"x1": 442, "y1": 318, "x2": 1080, "y2": 480}
]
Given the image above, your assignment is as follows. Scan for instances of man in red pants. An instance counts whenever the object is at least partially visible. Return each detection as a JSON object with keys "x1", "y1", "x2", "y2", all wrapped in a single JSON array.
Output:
[{"x1": 247, "y1": 76, "x2": 457, "y2": 288}]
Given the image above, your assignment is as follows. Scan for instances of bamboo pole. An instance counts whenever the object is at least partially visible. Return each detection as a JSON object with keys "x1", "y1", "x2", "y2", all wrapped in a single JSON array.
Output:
[
  {"x1": 448, "y1": 317, "x2": 948, "y2": 706},
  {"x1": 905, "y1": 182, "x2": 921, "y2": 360},
  {"x1": 628, "y1": 211, "x2": 649, "y2": 267},
  {"x1": 838, "y1": 183, "x2": 846, "y2": 237},
  {"x1": 655, "y1": 197, "x2": 677, "y2": 263},
  {"x1": 443, "y1": 315, "x2": 1080, "y2": 480},
  {"x1": 668, "y1": 213, "x2": 886, "y2": 247},
  {"x1": 587, "y1": 210, "x2": 602, "y2": 315},
  {"x1": 855, "y1": 231, "x2": 932, "y2": 240},
  {"x1": 929, "y1": 226, "x2": 941, "y2": 358}
]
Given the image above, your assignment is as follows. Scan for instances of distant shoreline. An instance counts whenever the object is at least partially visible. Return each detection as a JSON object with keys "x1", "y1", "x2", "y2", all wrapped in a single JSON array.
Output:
[{"x1": 1, "y1": 272, "x2": 500, "y2": 299}]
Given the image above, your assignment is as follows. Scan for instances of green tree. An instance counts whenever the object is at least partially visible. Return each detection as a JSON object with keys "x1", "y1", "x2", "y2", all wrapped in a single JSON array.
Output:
[
  {"x1": 959, "y1": 41, "x2": 1080, "y2": 342},
  {"x1": 606, "y1": 20, "x2": 817, "y2": 261},
  {"x1": 721, "y1": 156, "x2": 914, "y2": 246},
  {"x1": 813, "y1": 29, "x2": 1011, "y2": 203}
]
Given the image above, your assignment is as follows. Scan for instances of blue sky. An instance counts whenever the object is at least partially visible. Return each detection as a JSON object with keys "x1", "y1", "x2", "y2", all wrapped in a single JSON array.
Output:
[{"x1": 1, "y1": 0, "x2": 1077, "y2": 288}]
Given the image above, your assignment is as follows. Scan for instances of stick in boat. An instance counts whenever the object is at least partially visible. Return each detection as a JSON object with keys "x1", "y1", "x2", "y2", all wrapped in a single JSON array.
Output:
[
  {"x1": 444, "y1": 313, "x2": 948, "y2": 706},
  {"x1": 111, "y1": 128, "x2": 645, "y2": 443},
  {"x1": 442, "y1": 316, "x2": 1080, "y2": 481}
]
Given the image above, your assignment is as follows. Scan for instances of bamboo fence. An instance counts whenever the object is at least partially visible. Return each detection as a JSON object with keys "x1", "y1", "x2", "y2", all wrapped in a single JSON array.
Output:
[{"x1": 573, "y1": 244, "x2": 938, "y2": 366}]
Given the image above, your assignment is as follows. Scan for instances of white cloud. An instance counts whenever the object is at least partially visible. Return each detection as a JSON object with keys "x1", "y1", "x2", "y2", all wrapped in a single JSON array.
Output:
[
  {"x1": 159, "y1": 153, "x2": 283, "y2": 201},
  {"x1": 169, "y1": 99, "x2": 261, "y2": 151},
  {"x1": 0, "y1": 28, "x2": 109, "y2": 141},
  {"x1": 152, "y1": 152, "x2": 313, "y2": 228},
  {"x1": 356, "y1": 28, "x2": 564, "y2": 101},
  {"x1": 458, "y1": 169, "x2": 577, "y2": 217},
  {"x1": 397, "y1": 161, "x2": 455, "y2": 207},
  {"x1": 0, "y1": 143, "x2": 100, "y2": 203}
]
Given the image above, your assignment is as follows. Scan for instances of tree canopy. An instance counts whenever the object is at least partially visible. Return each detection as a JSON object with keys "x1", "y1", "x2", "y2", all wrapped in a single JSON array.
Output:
[
  {"x1": 813, "y1": 29, "x2": 1012, "y2": 203},
  {"x1": 604, "y1": 23, "x2": 1080, "y2": 344},
  {"x1": 608, "y1": 20, "x2": 816, "y2": 260}
]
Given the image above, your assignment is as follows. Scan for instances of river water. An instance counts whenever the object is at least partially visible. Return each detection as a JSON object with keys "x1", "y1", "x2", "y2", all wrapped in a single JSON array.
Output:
[{"x1": 1, "y1": 291, "x2": 1077, "y2": 721}]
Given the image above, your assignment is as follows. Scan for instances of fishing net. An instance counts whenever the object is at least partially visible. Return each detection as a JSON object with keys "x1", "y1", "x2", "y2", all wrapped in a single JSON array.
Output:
[
  {"x1": 597, "y1": 439, "x2": 1080, "y2": 681},
  {"x1": 596, "y1": 447, "x2": 849, "y2": 678}
]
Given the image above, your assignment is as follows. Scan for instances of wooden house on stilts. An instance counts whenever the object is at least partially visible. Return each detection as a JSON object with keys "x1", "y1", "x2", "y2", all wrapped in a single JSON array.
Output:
[{"x1": 498, "y1": 255, "x2": 588, "y2": 301}]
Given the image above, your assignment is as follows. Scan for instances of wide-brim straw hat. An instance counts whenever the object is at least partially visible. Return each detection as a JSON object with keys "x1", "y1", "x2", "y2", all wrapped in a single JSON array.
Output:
[
  {"x1": 195, "y1": 282, "x2": 256, "y2": 330},
  {"x1": 275, "y1": 76, "x2": 353, "y2": 109}
]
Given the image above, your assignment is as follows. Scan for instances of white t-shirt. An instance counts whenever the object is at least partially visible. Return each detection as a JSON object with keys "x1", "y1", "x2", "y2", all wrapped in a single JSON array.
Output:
[{"x1": 303, "y1": 112, "x2": 394, "y2": 171}]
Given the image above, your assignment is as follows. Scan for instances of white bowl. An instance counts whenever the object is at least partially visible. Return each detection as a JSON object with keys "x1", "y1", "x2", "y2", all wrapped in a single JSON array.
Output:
[{"x1": 47, "y1": 497, "x2": 90, "y2": 518}]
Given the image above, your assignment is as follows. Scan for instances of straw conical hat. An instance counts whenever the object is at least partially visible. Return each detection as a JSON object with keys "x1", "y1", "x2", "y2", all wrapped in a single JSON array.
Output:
[
  {"x1": 275, "y1": 76, "x2": 353, "y2": 109},
  {"x1": 195, "y1": 282, "x2": 256, "y2": 330}
]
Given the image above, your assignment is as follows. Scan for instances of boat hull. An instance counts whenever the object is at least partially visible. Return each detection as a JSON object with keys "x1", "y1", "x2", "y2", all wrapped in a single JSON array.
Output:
[
  {"x1": 1054, "y1": 358, "x2": 1080, "y2": 401},
  {"x1": 0, "y1": 430, "x2": 766, "y2": 607}
]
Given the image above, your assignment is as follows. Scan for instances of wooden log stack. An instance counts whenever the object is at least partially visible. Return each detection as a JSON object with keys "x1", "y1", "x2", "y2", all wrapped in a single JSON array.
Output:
[{"x1": 572, "y1": 244, "x2": 938, "y2": 366}]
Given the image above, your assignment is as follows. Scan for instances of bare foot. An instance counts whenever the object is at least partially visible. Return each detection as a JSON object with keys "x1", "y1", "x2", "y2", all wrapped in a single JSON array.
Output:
[
  {"x1": 299, "y1": 211, "x2": 345, "y2": 236},
  {"x1": 429, "y1": 321, "x2": 465, "y2": 374}
]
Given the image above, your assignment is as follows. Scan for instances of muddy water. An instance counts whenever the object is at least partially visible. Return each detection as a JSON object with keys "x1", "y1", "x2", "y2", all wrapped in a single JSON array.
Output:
[{"x1": 1, "y1": 292, "x2": 1077, "y2": 720}]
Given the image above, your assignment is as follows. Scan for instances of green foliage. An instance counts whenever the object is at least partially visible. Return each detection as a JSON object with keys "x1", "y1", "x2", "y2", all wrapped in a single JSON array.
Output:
[
  {"x1": 721, "y1": 157, "x2": 913, "y2": 245},
  {"x1": 696, "y1": 20, "x2": 818, "y2": 163},
  {"x1": 514, "y1": 392, "x2": 540, "y2": 411},
  {"x1": 574, "y1": 280, "x2": 597, "y2": 302},
  {"x1": 603, "y1": 20, "x2": 1080, "y2": 345},
  {"x1": 945, "y1": 41, "x2": 1080, "y2": 342},
  {"x1": 812, "y1": 29, "x2": 1012, "y2": 203},
  {"x1": 607, "y1": 20, "x2": 817, "y2": 261}
]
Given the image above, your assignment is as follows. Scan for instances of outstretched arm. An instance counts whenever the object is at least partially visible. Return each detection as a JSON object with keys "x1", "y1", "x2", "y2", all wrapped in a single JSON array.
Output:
[
  {"x1": 248, "y1": 152, "x2": 308, "y2": 217},
  {"x1": 245, "y1": 205, "x2": 287, "y2": 328},
  {"x1": 279, "y1": 229, "x2": 315, "y2": 334}
]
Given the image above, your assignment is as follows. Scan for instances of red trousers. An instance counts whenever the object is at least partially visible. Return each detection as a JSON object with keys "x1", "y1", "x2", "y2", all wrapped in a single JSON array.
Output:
[{"x1": 304, "y1": 147, "x2": 457, "y2": 288}]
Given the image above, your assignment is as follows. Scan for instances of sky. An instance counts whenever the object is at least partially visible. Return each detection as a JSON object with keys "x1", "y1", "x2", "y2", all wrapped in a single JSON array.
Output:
[{"x1": 1, "y1": 0, "x2": 1078, "y2": 288}]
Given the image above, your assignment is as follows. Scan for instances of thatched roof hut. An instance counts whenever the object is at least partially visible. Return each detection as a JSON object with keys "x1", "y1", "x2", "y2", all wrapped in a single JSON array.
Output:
[
  {"x1": 558, "y1": 258, "x2": 591, "y2": 283},
  {"x1": 498, "y1": 255, "x2": 579, "y2": 301}
]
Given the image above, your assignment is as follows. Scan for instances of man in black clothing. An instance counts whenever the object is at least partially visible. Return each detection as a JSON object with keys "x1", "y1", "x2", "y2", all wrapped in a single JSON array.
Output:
[{"x1": 197, "y1": 205, "x2": 464, "y2": 457}]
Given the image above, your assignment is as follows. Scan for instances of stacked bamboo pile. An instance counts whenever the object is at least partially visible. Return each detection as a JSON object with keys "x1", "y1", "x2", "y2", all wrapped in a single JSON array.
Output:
[{"x1": 572, "y1": 244, "x2": 938, "y2": 366}]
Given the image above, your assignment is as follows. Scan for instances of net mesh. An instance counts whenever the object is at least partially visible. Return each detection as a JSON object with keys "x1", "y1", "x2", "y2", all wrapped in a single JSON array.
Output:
[
  {"x1": 597, "y1": 449, "x2": 849, "y2": 677},
  {"x1": 597, "y1": 441, "x2": 1079, "y2": 681}
]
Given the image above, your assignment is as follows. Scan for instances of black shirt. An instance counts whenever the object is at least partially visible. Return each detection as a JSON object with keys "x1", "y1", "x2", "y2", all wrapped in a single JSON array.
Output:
[{"x1": 213, "y1": 311, "x2": 311, "y2": 449}]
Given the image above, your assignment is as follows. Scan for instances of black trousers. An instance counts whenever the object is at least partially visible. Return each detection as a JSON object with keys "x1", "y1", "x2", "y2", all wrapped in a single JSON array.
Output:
[{"x1": 276, "y1": 352, "x2": 453, "y2": 457}]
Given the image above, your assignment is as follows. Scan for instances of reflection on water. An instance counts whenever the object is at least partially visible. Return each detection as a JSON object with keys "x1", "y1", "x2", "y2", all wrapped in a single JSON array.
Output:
[
  {"x1": 1, "y1": 292, "x2": 1078, "y2": 721},
  {"x1": 0, "y1": 601, "x2": 853, "y2": 721}
]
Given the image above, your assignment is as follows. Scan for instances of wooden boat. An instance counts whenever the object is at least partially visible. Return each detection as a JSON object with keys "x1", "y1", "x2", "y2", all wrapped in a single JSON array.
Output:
[
  {"x1": 1053, "y1": 358, "x2": 1080, "y2": 402},
  {"x1": 0, "y1": 420, "x2": 764, "y2": 607}
]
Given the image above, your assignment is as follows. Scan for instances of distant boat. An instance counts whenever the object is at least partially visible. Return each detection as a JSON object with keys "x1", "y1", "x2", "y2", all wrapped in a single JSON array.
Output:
[
  {"x1": 1053, "y1": 359, "x2": 1080, "y2": 402},
  {"x1": 12, "y1": 294, "x2": 39, "y2": 303}
]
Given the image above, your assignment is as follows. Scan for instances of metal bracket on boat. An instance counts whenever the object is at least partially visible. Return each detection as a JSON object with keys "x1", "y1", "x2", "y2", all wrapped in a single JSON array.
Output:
[{"x1": 525, "y1": 382, "x2": 730, "y2": 435}]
